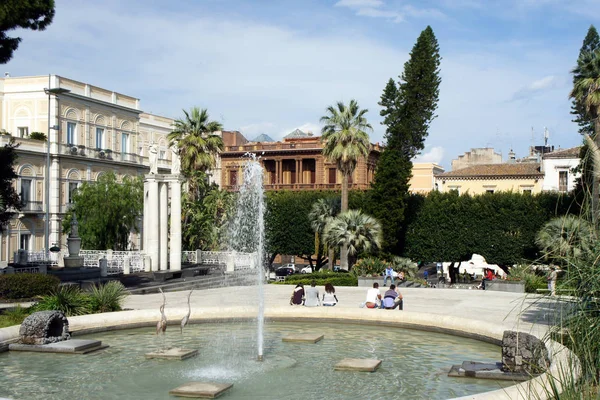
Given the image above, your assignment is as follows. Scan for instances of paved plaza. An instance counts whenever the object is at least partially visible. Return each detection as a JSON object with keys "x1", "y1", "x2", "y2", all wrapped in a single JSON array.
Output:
[{"x1": 124, "y1": 284, "x2": 560, "y2": 336}]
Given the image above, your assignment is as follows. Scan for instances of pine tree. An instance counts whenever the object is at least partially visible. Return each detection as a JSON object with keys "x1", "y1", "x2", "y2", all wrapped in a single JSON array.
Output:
[
  {"x1": 371, "y1": 26, "x2": 441, "y2": 255},
  {"x1": 572, "y1": 25, "x2": 600, "y2": 136}
]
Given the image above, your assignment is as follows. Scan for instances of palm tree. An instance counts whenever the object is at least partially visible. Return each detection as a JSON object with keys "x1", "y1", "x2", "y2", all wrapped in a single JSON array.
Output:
[
  {"x1": 168, "y1": 107, "x2": 224, "y2": 178},
  {"x1": 309, "y1": 198, "x2": 340, "y2": 270},
  {"x1": 320, "y1": 99, "x2": 372, "y2": 269},
  {"x1": 570, "y1": 49, "x2": 600, "y2": 222},
  {"x1": 322, "y1": 210, "x2": 382, "y2": 268},
  {"x1": 535, "y1": 215, "x2": 595, "y2": 263}
]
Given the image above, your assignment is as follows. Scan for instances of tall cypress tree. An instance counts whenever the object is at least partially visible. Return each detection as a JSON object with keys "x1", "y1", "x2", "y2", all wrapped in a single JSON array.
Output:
[{"x1": 371, "y1": 26, "x2": 442, "y2": 255}]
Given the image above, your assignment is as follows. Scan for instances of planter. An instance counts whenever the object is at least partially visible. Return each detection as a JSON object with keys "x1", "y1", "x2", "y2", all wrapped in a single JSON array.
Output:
[
  {"x1": 358, "y1": 276, "x2": 384, "y2": 287},
  {"x1": 485, "y1": 280, "x2": 525, "y2": 293}
]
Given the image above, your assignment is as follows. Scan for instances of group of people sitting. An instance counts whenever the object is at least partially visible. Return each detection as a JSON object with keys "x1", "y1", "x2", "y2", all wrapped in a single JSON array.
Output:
[
  {"x1": 290, "y1": 281, "x2": 338, "y2": 307},
  {"x1": 364, "y1": 282, "x2": 403, "y2": 310}
]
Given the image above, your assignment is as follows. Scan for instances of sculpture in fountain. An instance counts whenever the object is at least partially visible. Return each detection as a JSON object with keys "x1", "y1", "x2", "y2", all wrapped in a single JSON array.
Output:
[
  {"x1": 180, "y1": 289, "x2": 193, "y2": 334},
  {"x1": 156, "y1": 288, "x2": 167, "y2": 335}
]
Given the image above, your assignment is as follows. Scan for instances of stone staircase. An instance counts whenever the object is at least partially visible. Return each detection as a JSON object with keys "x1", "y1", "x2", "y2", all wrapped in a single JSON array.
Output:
[{"x1": 128, "y1": 270, "x2": 259, "y2": 294}]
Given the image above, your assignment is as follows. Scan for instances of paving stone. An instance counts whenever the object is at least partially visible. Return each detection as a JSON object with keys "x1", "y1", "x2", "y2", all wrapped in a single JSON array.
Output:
[
  {"x1": 282, "y1": 333, "x2": 324, "y2": 343},
  {"x1": 169, "y1": 382, "x2": 233, "y2": 398},
  {"x1": 334, "y1": 358, "x2": 381, "y2": 372},
  {"x1": 145, "y1": 347, "x2": 198, "y2": 360}
]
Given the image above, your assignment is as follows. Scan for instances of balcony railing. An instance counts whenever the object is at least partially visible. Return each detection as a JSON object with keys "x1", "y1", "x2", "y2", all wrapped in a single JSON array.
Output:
[
  {"x1": 225, "y1": 183, "x2": 369, "y2": 191},
  {"x1": 19, "y1": 200, "x2": 43, "y2": 213}
]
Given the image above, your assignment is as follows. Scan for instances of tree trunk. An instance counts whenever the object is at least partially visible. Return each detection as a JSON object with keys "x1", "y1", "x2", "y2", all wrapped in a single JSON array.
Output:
[
  {"x1": 328, "y1": 247, "x2": 334, "y2": 270},
  {"x1": 340, "y1": 173, "x2": 349, "y2": 270},
  {"x1": 594, "y1": 118, "x2": 600, "y2": 225}
]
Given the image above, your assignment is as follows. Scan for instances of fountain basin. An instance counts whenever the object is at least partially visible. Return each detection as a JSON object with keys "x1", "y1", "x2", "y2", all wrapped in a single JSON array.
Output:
[{"x1": 0, "y1": 307, "x2": 579, "y2": 400}]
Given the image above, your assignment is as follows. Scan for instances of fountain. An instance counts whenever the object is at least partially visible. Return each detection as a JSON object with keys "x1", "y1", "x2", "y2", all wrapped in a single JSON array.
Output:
[{"x1": 228, "y1": 155, "x2": 266, "y2": 361}]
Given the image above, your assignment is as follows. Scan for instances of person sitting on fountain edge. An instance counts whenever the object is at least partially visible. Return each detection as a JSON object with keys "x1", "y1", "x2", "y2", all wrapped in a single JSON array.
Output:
[
  {"x1": 382, "y1": 284, "x2": 403, "y2": 310},
  {"x1": 364, "y1": 282, "x2": 382, "y2": 309},
  {"x1": 290, "y1": 284, "x2": 305, "y2": 305},
  {"x1": 304, "y1": 280, "x2": 321, "y2": 307}
]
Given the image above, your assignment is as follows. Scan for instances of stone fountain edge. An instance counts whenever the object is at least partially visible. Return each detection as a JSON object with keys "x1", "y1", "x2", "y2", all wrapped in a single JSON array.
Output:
[{"x1": 0, "y1": 307, "x2": 579, "y2": 400}]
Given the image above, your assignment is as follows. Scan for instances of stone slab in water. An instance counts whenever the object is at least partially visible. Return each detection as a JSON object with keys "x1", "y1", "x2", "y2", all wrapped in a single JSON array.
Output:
[
  {"x1": 9, "y1": 339, "x2": 107, "y2": 354},
  {"x1": 334, "y1": 358, "x2": 381, "y2": 372},
  {"x1": 448, "y1": 361, "x2": 531, "y2": 381},
  {"x1": 169, "y1": 382, "x2": 233, "y2": 398},
  {"x1": 282, "y1": 333, "x2": 324, "y2": 343},
  {"x1": 145, "y1": 348, "x2": 198, "y2": 360}
]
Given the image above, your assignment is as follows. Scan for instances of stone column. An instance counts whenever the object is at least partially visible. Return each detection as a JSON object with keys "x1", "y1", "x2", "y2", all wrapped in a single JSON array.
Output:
[
  {"x1": 146, "y1": 175, "x2": 160, "y2": 271},
  {"x1": 298, "y1": 159, "x2": 303, "y2": 184},
  {"x1": 159, "y1": 182, "x2": 168, "y2": 271},
  {"x1": 169, "y1": 178, "x2": 182, "y2": 271},
  {"x1": 49, "y1": 157, "x2": 61, "y2": 249},
  {"x1": 142, "y1": 181, "x2": 148, "y2": 251}
]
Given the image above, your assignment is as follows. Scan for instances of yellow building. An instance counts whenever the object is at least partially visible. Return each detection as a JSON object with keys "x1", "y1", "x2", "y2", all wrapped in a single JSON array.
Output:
[
  {"x1": 409, "y1": 163, "x2": 445, "y2": 193},
  {"x1": 435, "y1": 163, "x2": 543, "y2": 195},
  {"x1": 0, "y1": 74, "x2": 173, "y2": 265}
]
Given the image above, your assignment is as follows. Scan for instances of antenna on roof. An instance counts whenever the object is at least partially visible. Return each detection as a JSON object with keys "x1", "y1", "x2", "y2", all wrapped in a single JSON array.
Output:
[{"x1": 544, "y1": 127, "x2": 549, "y2": 146}]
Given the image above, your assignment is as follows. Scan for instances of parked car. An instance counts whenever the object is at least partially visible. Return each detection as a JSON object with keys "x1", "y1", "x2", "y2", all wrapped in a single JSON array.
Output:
[
  {"x1": 333, "y1": 266, "x2": 349, "y2": 273},
  {"x1": 275, "y1": 266, "x2": 295, "y2": 277},
  {"x1": 282, "y1": 263, "x2": 297, "y2": 272},
  {"x1": 300, "y1": 265, "x2": 313, "y2": 274}
]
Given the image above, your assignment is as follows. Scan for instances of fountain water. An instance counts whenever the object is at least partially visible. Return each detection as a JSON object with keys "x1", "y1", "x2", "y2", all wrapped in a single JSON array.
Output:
[{"x1": 228, "y1": 155, "x2": 266, "y2": 361}]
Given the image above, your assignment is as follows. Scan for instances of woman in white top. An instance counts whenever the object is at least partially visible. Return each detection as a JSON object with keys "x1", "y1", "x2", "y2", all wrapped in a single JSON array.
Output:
[{"x1": 322, "y1": 283, "x2": 338, "y2": 306}]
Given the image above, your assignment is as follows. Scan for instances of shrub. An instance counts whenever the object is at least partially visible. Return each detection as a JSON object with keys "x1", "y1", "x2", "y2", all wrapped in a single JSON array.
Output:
[
  {"x1": 29, "y1": 132, "x2": 47, "y2": 141},
  {"x1": 392, "y1": 256, "x2": 418, "y2": 277},
  {"x1": 0, "y1": 274, "x2": 60, "y2": 299},
  {"x1": 33, "y1": 285, "x2": 91, "y2": 316},
  {"x1": 351, "y1": 257, "x2": 391, "y2": 277},
  {"x1": 508, "y1": 265, "x2": 547, "y2": 293},
  {"x1": 88, "y1": 281, "x2": 128, "y2": 313},
  {"x1": 274, "y1": 272, "x2": 357, "y2": 287}
]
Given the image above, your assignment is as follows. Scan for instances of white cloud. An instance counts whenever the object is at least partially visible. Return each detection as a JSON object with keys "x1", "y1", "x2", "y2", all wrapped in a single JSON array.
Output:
[
  {"x1": 511, "y1": 75, "x2": 560, "y2": 100},
  {"x1": 413, "y1": 146, "x2": 445, "y2": 164},
  {"x1": 335, "y1": 0, "x2": 403, "y2": 23},
  {"x1": 240, "y1": 122, "x2": 276, "y2": 137}
]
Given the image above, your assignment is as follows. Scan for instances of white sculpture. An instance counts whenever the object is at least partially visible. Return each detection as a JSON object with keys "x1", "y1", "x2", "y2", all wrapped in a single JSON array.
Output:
[
  {"x1": 171, "y1": 144, "x2": 181, "y2": 175},
  {"x1": 148, "y1": 142, "x2": 158, "y2": 175}
]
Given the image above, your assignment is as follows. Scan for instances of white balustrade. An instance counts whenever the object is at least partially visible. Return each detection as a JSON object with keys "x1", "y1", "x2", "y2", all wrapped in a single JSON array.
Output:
[{"x1": 182, "y1": 251, "x2": 197, "y2": 263}]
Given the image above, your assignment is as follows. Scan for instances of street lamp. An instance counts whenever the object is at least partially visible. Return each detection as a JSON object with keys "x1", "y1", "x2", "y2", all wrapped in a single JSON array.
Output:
[{"x1": 43, "y1": 84, "x2": 70, "y2": 259}]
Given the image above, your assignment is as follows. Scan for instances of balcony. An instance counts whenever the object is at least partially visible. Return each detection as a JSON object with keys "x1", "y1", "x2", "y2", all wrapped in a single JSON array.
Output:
[{"x1": 18, "y1": 200, "x2": 43, "y2": 214}]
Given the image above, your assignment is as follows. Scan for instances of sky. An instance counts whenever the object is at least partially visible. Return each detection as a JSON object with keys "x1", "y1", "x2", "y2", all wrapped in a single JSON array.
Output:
[{"x1": 4, "y1": 0, "x2": 598, "y2": 168}]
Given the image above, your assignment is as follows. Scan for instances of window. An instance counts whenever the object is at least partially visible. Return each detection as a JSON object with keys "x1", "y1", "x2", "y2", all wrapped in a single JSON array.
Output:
[
  {"x1": 67, "y1": 122, "x2": 77, "y2": 145},
  {"x1": 348, "y1": 172, "x2": 353, "y2": 185},
  {"x1": 523, "y1": 190, "x2": 532, "y2": 194},
  {"x1": 19, "y1": 234, "x2": 31, "y2": 251},
  {"x1": 486, "y1": 189, "x2": 494, "y2": 194},
  {"x1": 68, "y1": 182, "x2": 78, "y2": 203},
  {"x1": 328, "y1": 168, "x2": 336, "y2": 184},
  {"x1": 20, "y1": 179, "x2": 32, "y2": 207},
  {"x1": 17, "y1": 127, "x2": 29, "y2": 138},
  {"x1": 121, "y1": 133, "x2": 129, "y2": 154},
  {"x1": 229, "y1": 170, "x2": 238, "y2": 186},
  {"x1": 559, "y1": 171, "x2": 568, "y2": 192},
  {"x1": 95, "y1": 128, "x2": 104, "y2": 149},
  {"x1": 159, "y1": 150, "x2": 166, "y2": 160}
]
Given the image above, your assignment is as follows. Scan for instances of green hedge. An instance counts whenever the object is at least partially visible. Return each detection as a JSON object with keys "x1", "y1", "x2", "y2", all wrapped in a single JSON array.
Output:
[
  {"x1": 273, "y1": 272, "x2": 357, "y2": 287},
  {"x1": 0, "y1": 274, "x2": 60, "y2": 299}
]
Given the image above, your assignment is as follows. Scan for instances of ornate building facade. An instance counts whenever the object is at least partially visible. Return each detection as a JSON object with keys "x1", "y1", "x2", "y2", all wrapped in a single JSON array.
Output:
[
  {"x1": 218, "y1": 129, "x2": 382, "y2": 191},
  {"x1": 0, "y1": 74, "x2": 173, "y2": 266}
]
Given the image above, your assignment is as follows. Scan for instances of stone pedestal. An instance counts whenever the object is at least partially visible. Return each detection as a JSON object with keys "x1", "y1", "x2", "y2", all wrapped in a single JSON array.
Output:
[
  {"x1": 63, "y1": 256, "x2": 84, "y2": 268},
  {"x1": 169, "y1": 382, "x2": 233, "y2": 399},
  {"x1": 145, "y1": 348, "x2": 198, "y2": 360},
  {"x1": 501, "y1": 331, "x2": 549, "y2": 374},
  {"x1": 334, "y1": 358, "x2": 382, "y2": 372},
  {"x1": 282, "y1": 333, "x2": 324, "y2": 343}
]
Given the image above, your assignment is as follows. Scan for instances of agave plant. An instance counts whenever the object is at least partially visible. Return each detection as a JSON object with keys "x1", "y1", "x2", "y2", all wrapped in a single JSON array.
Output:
[
  {"x1": 33, "y1": 285, "x2": 91, "y2": 316},
  {"x1": 392, "y1": 256, "x2": 418, "y2": 278},
  {"x1": 535, "y1": 215, "x2": 595, "y2": 263},
  {"x1": 89, "y1": 281, "x2": 129, "y2": 313}
]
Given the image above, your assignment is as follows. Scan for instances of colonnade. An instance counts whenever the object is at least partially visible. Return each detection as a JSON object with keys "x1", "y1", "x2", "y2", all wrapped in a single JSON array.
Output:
[{"x1": 142, "y1": 174, "x2": 182, "y2": 271}]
